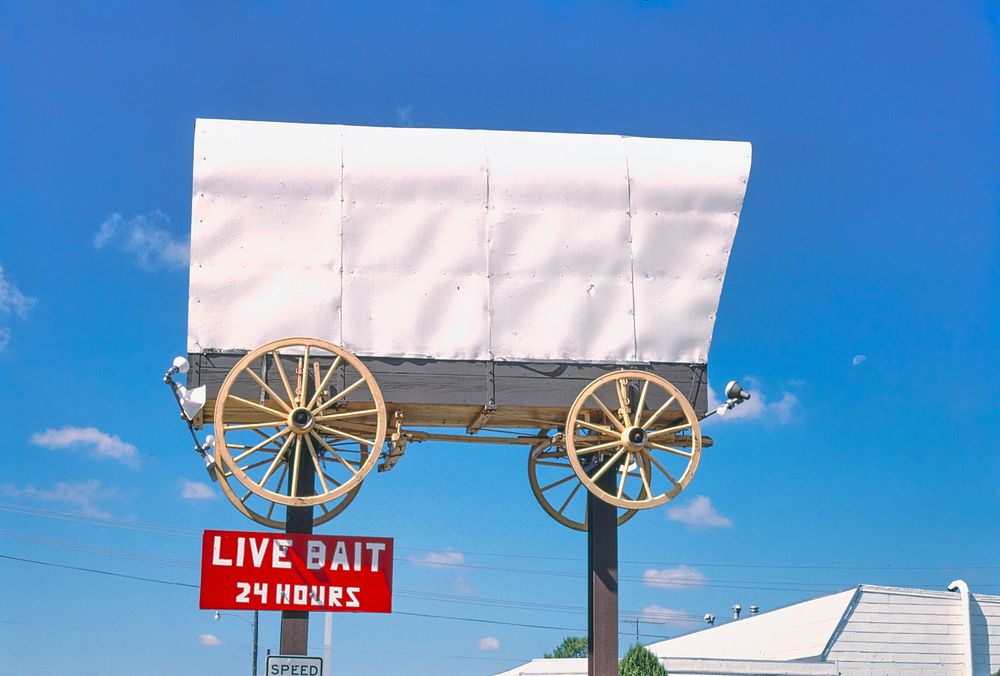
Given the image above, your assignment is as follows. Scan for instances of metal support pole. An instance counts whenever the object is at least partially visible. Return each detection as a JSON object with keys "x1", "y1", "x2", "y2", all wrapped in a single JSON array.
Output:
[
  {"x1": 252, "y1": 610, "x2": 259, "y2": 676},
  {"x1": 323, "y1": 612, "x2": 333, "y2": 676},
  {"x1": 280, "y1": 361, "x2": 316, "y2": 655},
  {"x1": 587, "y1": 471, "x2": 618, "y2": 676}
]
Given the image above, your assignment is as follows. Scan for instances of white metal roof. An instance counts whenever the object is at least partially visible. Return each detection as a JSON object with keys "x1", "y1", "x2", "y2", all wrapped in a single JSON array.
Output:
[
  {"x1": 650, "y1": 584, "x2": 1000, "y2": 675},
  {"x1": 649, "y1": 588, "x2": 857, "y2": 662},
  {"x1": 493, "y1": 584, "x2": 1000, "y2": 676},
  {"x1": 188, "y1": 119, "x2": 751, "y2": 363}
]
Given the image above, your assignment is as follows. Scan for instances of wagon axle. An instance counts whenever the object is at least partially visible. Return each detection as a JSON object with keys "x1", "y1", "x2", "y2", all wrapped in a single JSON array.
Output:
[
  {"x1": 287, "y1": 408, "x2": 315, "y2": 434},
  {"x1": 623, "y1": 427, "x2": 647, "y2": 449}
]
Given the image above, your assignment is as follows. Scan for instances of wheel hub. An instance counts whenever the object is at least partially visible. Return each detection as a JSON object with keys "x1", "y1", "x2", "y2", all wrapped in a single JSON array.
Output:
[
  {"x1": 287, "y1": 407, "x2": 315, "y2": 434},
  {"x1": 622, "y1": 426, "x2": 647, "y2": 450}
]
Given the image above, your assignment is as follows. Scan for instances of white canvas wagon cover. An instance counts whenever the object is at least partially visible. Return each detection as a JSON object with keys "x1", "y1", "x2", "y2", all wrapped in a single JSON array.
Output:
[{"x1": 188, "y1": 118, "x2": 751, "y2": 365}]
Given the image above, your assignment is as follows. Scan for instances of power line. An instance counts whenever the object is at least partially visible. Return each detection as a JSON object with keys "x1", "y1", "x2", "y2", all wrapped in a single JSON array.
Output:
[
  {"x1": 0, "y1": 554, "x2": 199, "y2": 589},
  {"x1": 0, "y1": 527, "x2": 848, "y2": 594},
  {"x1": 0, "y1": 502, "x2": 198, "y2": 537},
  {"x1": 0, "y1": 529, "x2": 197, "y2": 569},
  {"x1": 2, "y1": 524, "x2": 993, "y2": 596},
  {"x1": 392, "y1": 611, "x2": 670, "y2": 639},
  {"x1": 0, "y1": 619, "x2": 535, "y2": 663},
  {"x1": 4, "y1": 501, "x2": 997, "y2": 572},
  {"x1": 0, "y1": 619, "x2": 211, "y2": 643},
  {"x1": 0, "y1": 553, "x2": 673, "y2": 637},
  {"x1": 394, "y1": 588, "x2": 701, "y2": 623},
  {"x1": 400, "y1": 546, "x2": 1000, "y2": 571},
  {"x1": 306, "y1": 644, "x2": 532, "y2": 664}
]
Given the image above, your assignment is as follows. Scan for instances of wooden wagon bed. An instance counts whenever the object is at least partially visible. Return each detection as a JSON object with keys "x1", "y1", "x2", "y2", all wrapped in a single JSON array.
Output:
[{"x1": 188, "y1": 353, "x2": 707, "y2": 429}]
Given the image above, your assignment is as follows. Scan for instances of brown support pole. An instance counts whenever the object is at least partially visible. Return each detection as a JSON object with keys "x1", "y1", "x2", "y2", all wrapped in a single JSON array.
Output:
[
  {"x1": 280, "y1": 494, "x2": 314, "y2": 654},
  {"x1": 280, "y1": 364, "x2": 316, "y2": 655},
  {"x1": 587, "y1": 471, "x2": 618, "y2": 676}
]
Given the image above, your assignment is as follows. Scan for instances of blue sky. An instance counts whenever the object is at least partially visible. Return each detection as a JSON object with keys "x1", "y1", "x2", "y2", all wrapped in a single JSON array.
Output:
[{"x1": 1, "y1": 2, "x2": 997, "y2": 674}]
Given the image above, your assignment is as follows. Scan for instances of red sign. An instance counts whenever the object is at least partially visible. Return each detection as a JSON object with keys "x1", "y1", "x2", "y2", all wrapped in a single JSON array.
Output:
[{"x1": 199, "y1": 530, "x2": 393, "y2": 613}]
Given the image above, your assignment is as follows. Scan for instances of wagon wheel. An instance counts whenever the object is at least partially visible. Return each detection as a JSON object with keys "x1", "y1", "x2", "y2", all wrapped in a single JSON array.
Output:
[
  {"x1": 214, "y1": 444, "x2": 367, "y2": 530},
  {"x1": 565, "y1": 370, "x2": 701, "y2": 510},
  {"x1": 214, "y1": 337, "x2": 387, "y2": 507},
  {"x1": 528, "y1": 439, "x2": 640, "y2": 532}
]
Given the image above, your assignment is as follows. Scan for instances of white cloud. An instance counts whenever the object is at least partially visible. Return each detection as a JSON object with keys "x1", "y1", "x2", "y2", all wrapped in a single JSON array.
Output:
[
  {"x1": 852, "y1": 354, "x2": 867, "y2": 366},
  {"x1": 667, "y1": 495, "x2": 733, "y2": 530},
  {"x1": 709, "y1": 376, "x2": 799, "y2": 424},
  {"x1": 31, "y1": 426, "x2": 139, "y2": 468},
  {"x1": 94, "y1": 211, "x2": 189, "y2": 270},
  {"x1": 179, "y1": 479, "x2": 216, "y2": 500},
  {"x1": 478, "y1": 636, "x2": 501, "y2": 651},
  {"x1": 198, "y1": 633, "x2": 223, "y2": 647},
  {"x1": 635, "y1": 604, "x2": 697, "y2": 628},
  {"x1": 0, "y1": 265, "x2": 35, "y2": 317},
  {"x1": 0, "y1": 265, "x2": 35, "y2": 351},
  {"x1": 396, "y1": 105, "x2": 414, "y2": 126},
  {"x1": 408, "y1": 548, "x2": 464, "y2": 567},
  {"x1": 642, "y1": 565, "x2": 706, "y2": 589},
  {"x1": 1, "y1": 479, "x2": 119, "y2": 518}
]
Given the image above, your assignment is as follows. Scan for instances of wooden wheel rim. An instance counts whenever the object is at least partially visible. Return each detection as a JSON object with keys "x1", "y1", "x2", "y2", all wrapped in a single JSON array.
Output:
[
  {"x1": 565, "y1": 370, "x2": 701, "y2": 510},
  {"x1": 214, "y1": 452, "x2": 362, "y2": 529},
  {"x1": 215, "y1": 337, "x2": 387, "y2": 507},
  {"x1": 528, "y1": 442, "x2": 639, "y2": 532}
]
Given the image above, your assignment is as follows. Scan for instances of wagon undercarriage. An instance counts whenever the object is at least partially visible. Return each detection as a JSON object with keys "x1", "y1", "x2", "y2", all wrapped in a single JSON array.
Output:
[{"x1": 191, "y1": 337, "x2": 713, "y2": 531}]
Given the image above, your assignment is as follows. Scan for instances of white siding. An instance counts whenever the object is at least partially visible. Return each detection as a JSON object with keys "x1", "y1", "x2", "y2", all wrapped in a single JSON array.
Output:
[
  {"x1": 828, "y1": 587, "x2": 1000, "y2": 676},
  {"x1": 973, "y1": 594, "x2": 1000, "y2": 675}
]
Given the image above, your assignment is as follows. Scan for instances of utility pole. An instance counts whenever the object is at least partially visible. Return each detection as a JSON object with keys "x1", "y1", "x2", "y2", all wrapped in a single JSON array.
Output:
[
  {"x1": 252, "y1": 610, "x2": 259, "y2": 676},
  {"x1": 214, "y1": 611, "x2": 258, "y2": 676},
  {"x1": 324, "y1": 613, "x2": 333, "y2": 676}
]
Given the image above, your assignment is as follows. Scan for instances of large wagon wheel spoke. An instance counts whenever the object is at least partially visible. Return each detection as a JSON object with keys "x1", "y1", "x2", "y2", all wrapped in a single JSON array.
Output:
[
  {"x1": 565, "y1": 370, "x2": 701, "y2": 510},
  {"x1": 527, "y1": 440, "x2": 638, "y2": 532},
  {"x1": 214, "y1": 337, "x2": 387, "y2": 510},
  {"x1": 588, "y1": 393, "x2": 625, "y2": 432},
  {"x1": 309, "y1": 431, "x2": 361, "y2": 475},
  {"x1": 270, "y1": 351, "x2": 296, "y2": 403},
  {"x1": 215, "y1": 451, "x2": 361, "y2": 530},
  {"x1": 225, "y1": 394, "x2": 288, "y2": 421},
  {"x1": 307, "y1": 355, "x2": 342, "y2": 409}
]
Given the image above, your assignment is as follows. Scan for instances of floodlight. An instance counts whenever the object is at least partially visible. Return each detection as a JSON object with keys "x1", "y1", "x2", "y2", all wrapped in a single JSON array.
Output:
[
  {"x1": 707, "y1": 379, "x2": 753, "y2": 419},
  {"x1": 750, "y1": 605, "x2": 759, "y2": 615},
  {"x1": 214, "y1": 610, "x2": 221, "y2": 621},
  {"x1": 204, "y1": 452, "x2": 219, "y2": 482},
  {"x1": 173, "y1": 356, "x2": 190, "y2": 374},
  {"x1": 704, "y1": 613, "x2": 715, "y2": 625},
  {"x1": 725, "y1": 381, "x2": 750, "y2": 401},
  {"x1": 177, "y1": 385, "x2": 207, "y2": 421},
  {"x1": 732, "y1": 603, "x2": 741, "y2": 619}
]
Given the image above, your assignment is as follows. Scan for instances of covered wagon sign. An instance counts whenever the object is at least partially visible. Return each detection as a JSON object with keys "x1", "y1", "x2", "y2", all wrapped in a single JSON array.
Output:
[
  {"x1": 178, "y1": 119, "x2": 753, "y2": 531},
  {"x1": 199, "y1": 530, "x2": 393, "y2": 612}
]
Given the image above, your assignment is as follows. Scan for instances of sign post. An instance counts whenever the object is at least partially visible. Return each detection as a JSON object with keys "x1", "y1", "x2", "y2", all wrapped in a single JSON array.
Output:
[
  {"x1": 587, "y1": 471, "x2": 618, "y2": 676},
  {"x1": 281, "y1": 455, "x2": 316, "y2": 653},
  {"x1": 282, "y1": 372, "x2": 319, "y2": 655}
]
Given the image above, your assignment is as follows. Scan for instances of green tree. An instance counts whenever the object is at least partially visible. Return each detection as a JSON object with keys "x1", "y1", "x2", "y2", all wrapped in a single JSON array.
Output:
[
  {"x1": 619, "y1": 643, "x2": 668, "y2": 676},
  {"x1": 544, "y1": 636, "x2": 588, "y2": 658}
]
